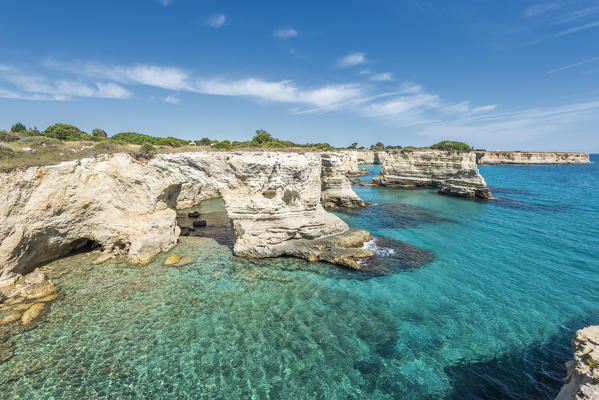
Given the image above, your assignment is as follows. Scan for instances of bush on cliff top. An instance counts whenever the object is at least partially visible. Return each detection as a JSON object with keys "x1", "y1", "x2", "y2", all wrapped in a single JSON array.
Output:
[
  {"x1": 44, "y1": 123, "x2": 97, "y2": 141},
  {"x1": 111, "y1": 132, "x2": 188, "y2": 147},
  {"x1": 430, "y1": 141, "x2": 472, "y2": 152}
]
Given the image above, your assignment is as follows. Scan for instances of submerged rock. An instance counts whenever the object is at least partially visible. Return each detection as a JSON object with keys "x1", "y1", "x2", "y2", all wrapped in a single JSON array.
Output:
[
  {"x1": 164, "y1": 255, "x2": 180, "y2": 265},
  {"x1": 175, "y1": 256, "x2": 193, "y2": 267},
  {"x1": 20, "y1": 281, "x2": 57, "y2": 299},
  {"x1": 556, "y1": 325, "x2": 599, "y2": 400},
  {"x1": 1, "y1": 313, "x2": 21, "y2": 325},
  {"x1": 20, "y1": 302, "x2": 47, "y2": 325}
]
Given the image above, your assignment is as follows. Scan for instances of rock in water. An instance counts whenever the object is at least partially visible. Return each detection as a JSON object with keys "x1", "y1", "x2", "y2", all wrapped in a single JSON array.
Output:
[
  {"x1": 187, "y1": 211, "x2": 200, "y2": 218},
  {"x1": 20, "y1": 281, "x2": 57, "y2": 299},
  {"x1": 320, "y1": 152, "x2": 366, "y2": 208},
  {"x1": 373, "y1": 150, "x2": 491, "y2": 200},
  {"x1": 556, "y1": 325, "x2": 599, "y2": 400},
  {"x1": 20, "y1": 303, "x2": 47, "y2": 325},
  {"x1": 192, "y1": 220, "x2": 207, "y2": 227},
  {"x1": 164, "y1": 255, "x2": 180, "y2": 265},
  {"x1": 23, "y1": 270, "x2": 46, "y2": 284},
  {"x1": 175, "y1": 256, "x2": 193, "y2": 267},
  {"x1": 1, "y1": 313, "x2": 21, "y2": 325}
]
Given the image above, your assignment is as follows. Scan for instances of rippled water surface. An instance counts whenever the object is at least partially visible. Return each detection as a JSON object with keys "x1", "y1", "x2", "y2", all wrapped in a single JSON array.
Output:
[{"x1": 1, "y1": 156, "x2": 598, "y2": 399}]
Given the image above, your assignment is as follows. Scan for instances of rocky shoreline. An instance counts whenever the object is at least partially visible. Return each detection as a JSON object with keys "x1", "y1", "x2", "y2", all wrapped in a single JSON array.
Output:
[
  {"x1": 476, "y1": 151, "x2": 590, "y2": 165},
  {"x1": 556, "y1": 325, "x2": 599, "y2": 400}
]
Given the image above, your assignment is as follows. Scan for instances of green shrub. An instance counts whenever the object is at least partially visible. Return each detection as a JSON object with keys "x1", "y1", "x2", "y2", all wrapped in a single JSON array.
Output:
[
  {"x1": 430, "y1": 140, "x2": 472, "y2": 152},
  {"x1": 0, "y1": 144, "x2": 15, "y2": 158},
  {"x1": 10, "y1": 122, "x2": 26, "y2": 133},
  {"x1": 372, "y1": 142, "x2": 385, "y2": 150},
  {"x1": 92, "y1": 128, "x2": 107, "y2": 138},
  {"x1": 197, "y1": 137, "x2": 211, "y2": 146},
  {"x1": 138, "y1": 142, "x2": 157, "y2": 157},
  {"x1": 93, "y1": 141, "x2": 118, "y2": 153},
  {"x1": 213, "y1": 140, "x2": 232, "y2": 150},
  {"x1": 44, "y1": 123, "x2": 92, "y2": 141},
  {"x1": 0, "y1": 130, "x2": 21, "y2": 142},
  {"x1": 112, "y1": 132, "x2": 187, "y2": 147}
]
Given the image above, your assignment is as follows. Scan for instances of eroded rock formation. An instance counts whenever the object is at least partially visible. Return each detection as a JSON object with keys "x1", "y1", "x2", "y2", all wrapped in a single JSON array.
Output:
[
  {"x1": 373, "y1": 150, "x2": 491, "y2": 199},
  {"x1": 476, "y1": 151, "x2": 590, "y2": 165},
  {"x1": 355, "y1": 150, "x2": 388, "y2": 165},
  {"x1": 556, "y1": 325, "x2": 599, "y2": 400},
  {"x1": 0, "y1": 152, "x2": 372, "y2": 281},
  {"x1": 320, "y1": 152, "x2": 367, "y2": 208}
]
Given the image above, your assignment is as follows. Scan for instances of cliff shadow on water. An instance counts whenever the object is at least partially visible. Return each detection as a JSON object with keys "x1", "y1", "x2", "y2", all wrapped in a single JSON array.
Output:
[
  {"x1": 176, "y1": 198, "x2": 234, "y2": 250},
  {"x1": 444, "y1": 315, "x2": 599, "y2": 400}
]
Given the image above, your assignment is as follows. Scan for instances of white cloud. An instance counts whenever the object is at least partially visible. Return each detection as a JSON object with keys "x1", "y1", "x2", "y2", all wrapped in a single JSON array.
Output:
[
  {"x1": 194, "y1": 78, "x2": 362, "y2": 110},
  {"x1": 524, "y1": 2, "x2": 560, "y2": 17},
  {"x1": 274, "y1": 27, "x2": 298, "y2": 39},
  {"x1": 556, "y1": 19, "x2": 599, "y2": 36},
  {"x1": 0, "y1": 66, "x2": 131, "y2": 100},
  {"x1": 205, "y1": 13, "x2": 226, "y2": 28},
  {"x1": 337, "y1": 52, "x2": 367, "y2": 67},
  {"x1": 164, "y1": 95, "x2": 180, "y2": 104},
  {"x1": 370, "y1": 72, "x2": 393, "y2": 81}
]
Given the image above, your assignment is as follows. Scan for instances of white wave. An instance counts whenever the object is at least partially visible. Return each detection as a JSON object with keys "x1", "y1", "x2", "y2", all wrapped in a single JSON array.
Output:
[{"x1": 363, "y1": 238, "x2": 395, "y2": 256}]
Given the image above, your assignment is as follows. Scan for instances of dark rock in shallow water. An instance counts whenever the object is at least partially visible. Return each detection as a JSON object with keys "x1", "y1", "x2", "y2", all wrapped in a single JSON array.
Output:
[
  {"x1": 335, "y1": 203, "x2": 454, "y2": 229},
  {"x1": 187, "y1": 211, "x2": 200, "y2": 218},
  {"x1": 356, "y1": 236, "x2": 435, "y2": 274},
  {"x1": 192, "y1": 220, "x2": 207, "y2": 227}
]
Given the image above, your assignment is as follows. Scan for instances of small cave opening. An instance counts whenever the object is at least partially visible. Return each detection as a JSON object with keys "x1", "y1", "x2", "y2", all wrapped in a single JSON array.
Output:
[
  {"x1": 63, "y1": 238, "x2": 102, "y2": 257},
  {"x1": 176, "y1": 197, "x2": 234, "y2": 249}
]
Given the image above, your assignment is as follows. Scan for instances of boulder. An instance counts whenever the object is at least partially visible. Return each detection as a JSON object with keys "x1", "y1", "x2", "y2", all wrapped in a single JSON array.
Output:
[
  {"x1": 20, "y1": 281, "x2": 57, "y2": 299},
  {"x1": 1, "y1": 313, "x2": 21, "y2": 325},
  {"x1": 556, "y1": 325, "x2": 599, "y2": 400},
  {"x1": 20, "y1": 303, "x2": 47, "y2": 325},
  {"x1": 23, "y1": 270, "x2": 46, "y2": 284},
  {"x1": 164, "y1": 255, "x2": 180, "y2": 265}
]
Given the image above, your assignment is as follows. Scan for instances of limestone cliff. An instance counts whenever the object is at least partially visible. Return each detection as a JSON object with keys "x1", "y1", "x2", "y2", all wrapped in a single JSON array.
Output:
[
  {"x1": 0, "y1": 152, "x2": 372, "y2": 280},
  {"x1": 373, "y1": 150, "x2": 491, "y2": 199},
  {"x1": 556, "y1": 325, "x2": 599, "y2": 400},
  {"x1": 355, "y1": 150, "x2": 388, "y2": 165},
  {"x1": 476, "y1": 151, "x2": 590, "y2": 165},
  {"x1": 320, "y1": 152, "x2": 366, "y2": 208}
]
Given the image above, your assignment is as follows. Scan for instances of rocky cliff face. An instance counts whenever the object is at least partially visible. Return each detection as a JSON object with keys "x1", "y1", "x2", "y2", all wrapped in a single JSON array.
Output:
[
  {"x1": 355, "y1": 150, "x2": 388, "y2": 165},
  {"x1": 320, "y1": 152, "x2": 367, "y2": 208},
  {"x1": 373, "y1": 150, "x2": 491, "y2": 199},
  {"x1": 556, "y1": 325, "x2": 599, "y2": 400},
  {"x1": 0, "y1": 152, "x2": 372, "y2": 281},
  {"x1": 476, "y1": 151, "x2": 590, "y2": 165}
]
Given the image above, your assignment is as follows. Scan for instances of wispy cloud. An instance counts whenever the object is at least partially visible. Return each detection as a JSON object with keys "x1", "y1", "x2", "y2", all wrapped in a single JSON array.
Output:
[
  {"x1": 337, "y1": 52, "x2": 367, "y2": 67},
  {"x1": 164, "y1": 95, "x2": 180, "y2": 104},
  {"x1": 370, "y1": 72, "x2": 393, "y2": 81},
  {"x1": 158, "y1": 0, "x2": 172, "y2": 5},
  {"x1": 0, "y1": 66, "x2": 131, "y2": 100},
  {"x1": 274, "y1": 27, "x2": 298, "y2": 39},
  {"x1": 547, "y1": 56, "x2": 599, "y2": 73},
  {"x1": 205, "y1": 13, "x2": 226, "y2": 28},
  {"x1": 524, "y1": 2, "x2": 560, "y2": 18},
  {"x1": 555, "y1": 19, "x2": 599, "y2": 36},
  {"x1": 552, "y1": 6, "x2": 599, "y2": 24}
]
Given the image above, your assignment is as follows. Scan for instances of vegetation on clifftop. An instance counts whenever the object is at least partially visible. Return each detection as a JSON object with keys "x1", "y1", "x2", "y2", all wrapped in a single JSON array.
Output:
[
  {"x1": 0, "y1": 121, "x2": 477, "y2": 170},
  {"x1": 430, "y1": 140, "x2": 473, "y2": 152}
]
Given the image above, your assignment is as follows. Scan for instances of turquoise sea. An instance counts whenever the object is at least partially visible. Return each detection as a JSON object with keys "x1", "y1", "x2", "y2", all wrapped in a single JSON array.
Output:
[{"x1": 1, "y1": 156, "x2": 598, "y2": 399}]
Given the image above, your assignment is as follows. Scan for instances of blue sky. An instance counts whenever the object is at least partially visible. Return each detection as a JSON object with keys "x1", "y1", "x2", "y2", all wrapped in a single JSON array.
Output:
[{"x1": 1, "y1": 0, "x2": 598, "y2": 151}]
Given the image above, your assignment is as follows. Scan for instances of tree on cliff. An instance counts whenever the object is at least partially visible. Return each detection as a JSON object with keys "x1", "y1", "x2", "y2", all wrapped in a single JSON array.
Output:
[
  {"x1": 348, "y1": 142, "x2": 358, "y2": 149},
  {"x1": 44, "y1": 124, "x2": 89, "y2": 141},
  {"x1": 373, "y1": 142, "x2": 385, "y2": 150},
  {"x1": 10, "y1": 122, "x2": 26, "y2": 133},
  {"x1": 430, "y1": 141, "x2": 472, "y2": 152}
]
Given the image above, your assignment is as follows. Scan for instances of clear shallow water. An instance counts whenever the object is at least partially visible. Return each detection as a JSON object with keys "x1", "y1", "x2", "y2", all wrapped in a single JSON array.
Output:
[{"x1": 1, "y1": 157, "x2": 598, "y2": 399}]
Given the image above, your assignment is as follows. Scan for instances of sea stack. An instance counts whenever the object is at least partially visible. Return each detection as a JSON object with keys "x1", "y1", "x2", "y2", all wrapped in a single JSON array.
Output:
[{"x1": 373, "y1": 150, "x2": 491, "y2": 200}]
